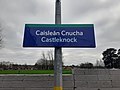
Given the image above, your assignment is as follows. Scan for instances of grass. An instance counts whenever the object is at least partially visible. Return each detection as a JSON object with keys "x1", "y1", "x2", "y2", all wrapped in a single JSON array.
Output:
[{"x1": 0, "y1": 70, "x2": 72, "y2": 74}]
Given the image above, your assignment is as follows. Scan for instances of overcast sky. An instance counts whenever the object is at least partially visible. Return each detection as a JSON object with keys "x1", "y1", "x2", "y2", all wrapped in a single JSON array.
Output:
[{"x1": 0, "y1": 0, "x2": 120, "y2": 65}]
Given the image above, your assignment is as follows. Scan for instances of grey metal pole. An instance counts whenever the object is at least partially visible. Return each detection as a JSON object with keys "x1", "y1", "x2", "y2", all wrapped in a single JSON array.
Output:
[{"x1": 54, "y1": 0, "x2": 63, "y2": 90}]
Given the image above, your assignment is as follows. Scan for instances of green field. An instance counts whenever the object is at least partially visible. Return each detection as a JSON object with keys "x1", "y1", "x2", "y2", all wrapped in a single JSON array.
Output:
[{"x1": 0, "y1": 70, "x2": 72, "y2": 74}]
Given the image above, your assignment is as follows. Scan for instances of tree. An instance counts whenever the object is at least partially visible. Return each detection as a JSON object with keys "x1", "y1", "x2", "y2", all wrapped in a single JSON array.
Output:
[
  {"x1": 35, "y1": 50, "x2": 54, "y2": 70},
  {"x1": 118, "y1": 49, "x2": 120, "y2": 55},
  {"x1": 0, "y1": 61, "x2": 13, "y2": 70},
  {"x1": 35, "y1": 51, "x2": 47, "y2": 70},
  {"x1": 35, "y1": 50, "x2": 64, "y2": 70},
  {"x1": 47, "y1": 50, "x2": 54, "y2": 69},
  {"x1": 102, "y1": 48, "x2": 119, "y2": 68},
  {"x1": 117, "y1": 49, "x2": 120, "y2": 68},
  {"x1": 95, "y1": 59, "x2": 105, "y2": 68},
  {"x1": 79, "y1": 62, "x2": 93, "y2": 68}
]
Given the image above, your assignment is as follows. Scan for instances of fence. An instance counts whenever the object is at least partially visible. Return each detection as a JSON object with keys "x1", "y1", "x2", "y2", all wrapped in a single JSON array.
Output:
[
  {"x1": 0, "y1": 74, "x2": 73, "y2": 90},
  {"x1": 73, "y1": 68, "x2": 120, "y2": 90},
  {"x1": 1, "y1": 69, "x2": 120, "y2": 90}
]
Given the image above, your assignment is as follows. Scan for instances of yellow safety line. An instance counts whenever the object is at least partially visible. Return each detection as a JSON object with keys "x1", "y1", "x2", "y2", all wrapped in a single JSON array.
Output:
[{"x1": 54, "y1": 86, "x2": 63, "y2": 90}]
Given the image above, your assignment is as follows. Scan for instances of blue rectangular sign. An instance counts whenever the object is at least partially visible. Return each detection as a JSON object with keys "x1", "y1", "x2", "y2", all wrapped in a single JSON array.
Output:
[{"x1": 23, "y1": 24, "x2": 96, "y2": 48}]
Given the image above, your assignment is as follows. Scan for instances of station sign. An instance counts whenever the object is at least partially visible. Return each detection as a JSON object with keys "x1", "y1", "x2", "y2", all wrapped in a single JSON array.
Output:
[{"x1": 23, "y1": 24, "x2": 96, "y2": 48}]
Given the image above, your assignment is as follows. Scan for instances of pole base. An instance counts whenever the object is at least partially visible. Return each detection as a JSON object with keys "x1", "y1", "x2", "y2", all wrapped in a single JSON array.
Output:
[{"x1": 54, "y1": 86, "x2": 63, "y2": 90}]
